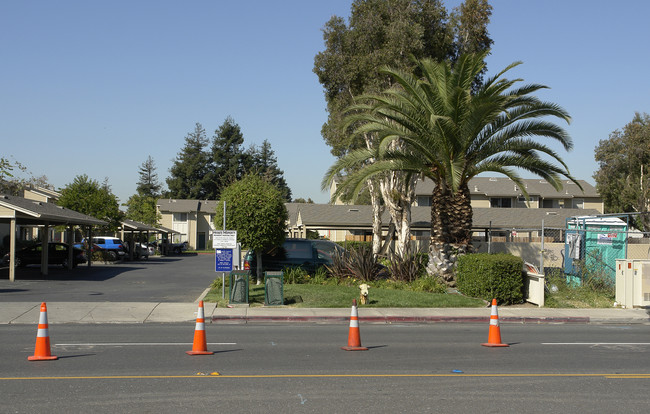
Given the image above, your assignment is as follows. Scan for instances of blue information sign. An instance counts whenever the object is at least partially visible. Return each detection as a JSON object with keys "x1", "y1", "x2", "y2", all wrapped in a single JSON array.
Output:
[{"x1": 215, "y1": 249, "x2": 233, "y2": 272}]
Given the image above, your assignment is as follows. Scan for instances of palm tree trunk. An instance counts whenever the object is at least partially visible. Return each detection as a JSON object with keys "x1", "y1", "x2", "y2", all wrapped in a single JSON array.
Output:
[{"x1": 427, "y1": 183, "x2": 473, "y2": 286}]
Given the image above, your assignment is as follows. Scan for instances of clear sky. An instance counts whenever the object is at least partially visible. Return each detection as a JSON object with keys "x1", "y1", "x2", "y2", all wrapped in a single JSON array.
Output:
[{"x1": 2, "y1": 0, "x2": 649, "y2": 206}]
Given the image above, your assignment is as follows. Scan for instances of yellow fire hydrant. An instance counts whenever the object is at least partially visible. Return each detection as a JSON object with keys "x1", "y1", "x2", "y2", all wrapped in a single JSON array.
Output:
[{"x1": 359, "y1": 283, "x2": 370, "y2": 305}]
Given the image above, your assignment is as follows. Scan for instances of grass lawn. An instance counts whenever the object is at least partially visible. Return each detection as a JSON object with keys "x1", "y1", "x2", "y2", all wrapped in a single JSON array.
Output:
[{"x1": 203, "y1": 281, "x2": 485, "y2": 308}]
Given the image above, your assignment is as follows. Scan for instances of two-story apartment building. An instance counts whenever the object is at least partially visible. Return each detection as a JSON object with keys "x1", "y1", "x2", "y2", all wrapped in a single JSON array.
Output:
[
  {"x1": 156, "y1": 199, "x2": 219, "y2": 249},
  {"x1": 157, "y1": 177, "x2": 603, "y2": 249},
  {"x1": 412, "y1": 177, "x2": 603, "y2": 212}
]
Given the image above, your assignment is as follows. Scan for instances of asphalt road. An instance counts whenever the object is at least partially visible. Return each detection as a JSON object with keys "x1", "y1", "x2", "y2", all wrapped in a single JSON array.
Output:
[
  {"x1": 2, "y1": 323, "x2": 650, "y2": 413},
  {"x1": 0, "y1": 254, "x2": 217, "y2": 302}
]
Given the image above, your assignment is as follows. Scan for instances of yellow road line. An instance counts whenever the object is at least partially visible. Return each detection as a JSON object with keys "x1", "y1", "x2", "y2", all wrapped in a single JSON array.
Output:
[{"x1": 2, "y1": 373, "x2": 650, "y2": 380}]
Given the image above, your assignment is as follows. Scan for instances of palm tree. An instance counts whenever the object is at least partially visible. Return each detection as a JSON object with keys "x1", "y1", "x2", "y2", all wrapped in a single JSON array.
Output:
[{"x1": 326, "y1": 53, "x2": 579, "y2": 285}]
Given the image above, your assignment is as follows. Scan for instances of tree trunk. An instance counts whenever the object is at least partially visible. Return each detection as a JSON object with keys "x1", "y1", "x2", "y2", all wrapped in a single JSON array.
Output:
[
  {"x1": 427, "y1": 183, "x2": 473, "y2": 286},
  {"x1": 379, "y1": 170, "x2": 416, "y2": 259},
  {"x1": 367, "y1": 177, "x2": 384, "y2": 257}
]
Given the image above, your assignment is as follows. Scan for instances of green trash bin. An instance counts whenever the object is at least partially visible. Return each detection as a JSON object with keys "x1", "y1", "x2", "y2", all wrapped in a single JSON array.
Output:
[
  {"x1": 264, "y1": 271, "x2": 283, "y2": 306},
  {"x1": 229, "y1": 270, "x2": 250, "y2": 304}
]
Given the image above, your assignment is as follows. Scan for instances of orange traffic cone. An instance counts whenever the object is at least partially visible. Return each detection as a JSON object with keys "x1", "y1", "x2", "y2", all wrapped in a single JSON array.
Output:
[
  {"x1": 481, "y1": 299, "x2": 509, "y2": 347},
  {"x1": 341, "y1": 299, "x2": 368, "y2": 351},
  {"x1": 28, "y1": 302, "x2": 58, "y2": 361},
  {"x1": 186, "y1": 301, "x2": 214, "y2": 355}
]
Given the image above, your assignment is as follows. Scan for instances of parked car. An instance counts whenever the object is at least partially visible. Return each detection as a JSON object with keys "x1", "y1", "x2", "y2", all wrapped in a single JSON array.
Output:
[
  {"x1": 152, "y1": 239, "x2": 188, "y2": 255},
  {"x1": 243, "y1": 238, "x2": 345, "y2": 274},
  {"x1": 135, "y1": 242, "x2": 155, "y2": 259},
  {"x1": 2, "y1": 242, "x2": 87, "y2": 268},
  {"x1": 88, "y1": 237, "x2": 127, "y2": 261}
]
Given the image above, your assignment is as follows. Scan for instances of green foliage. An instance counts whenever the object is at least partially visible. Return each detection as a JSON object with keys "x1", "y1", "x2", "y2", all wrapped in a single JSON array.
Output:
[
  {"x1": 0, "y1": 157, "x2": 15, "y2": 179},
  {"x1": 0, "y1": 156, "x2": 52, "y2": 196},
  {"x1": 242, "y1": 140, "x2": 292, "y2": 202},
  {"x1": 386, "y1": 247, "x2": 428, "y2": 282},
  {"x1": 124, "y1": 194, "x2": 160, "y2": 226},
  {"x1": 456, "y1": 253, "x2": 524, "y2": 305},
  {"x1": 135, "y1": 155, "x2": 161, "y2": 198},
  {"x1": 203, "y1": 116, "x2": 245, "y2": 199},
  {"x1": 326, "y1": 244, "x2": 384, "y2": 282},
  {"x1": 544, "y1": 268, "x2": 615, "y2": 308},
  {"x1": 334, "y1": 240, "x2": 372, "y2": 251},
  {"x1": 166, "y1": 122, "x2": 211, "y2": 199},
  {"x1": 216, "y1": 173, "x2": 288, "y2": 253},
  {"x1": 125, "y1": 156, "x2": 162, "y2": 226},
  {"x1": 314, "y1": 0, "x2": 493, "y2": 159},
  {"x1": 166, "y1": 119, "x2": 291, "y2": 201},
  {"x1": 594, "y1": 112, "x2": 650, "y2": 231},
  {"x1": 58, "y1": 174, "x2": 123, "y2": 232}
]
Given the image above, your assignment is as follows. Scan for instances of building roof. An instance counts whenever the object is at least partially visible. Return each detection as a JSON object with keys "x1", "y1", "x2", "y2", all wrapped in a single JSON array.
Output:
[
  {"x1": 286, "y1": 202, "x2": 600, "y2": 230},
  {"x1": 0, "y1": 194, "x2": 106, "y2": 226},
  {"x1": 414, "y1": 177, "x2": 600, "y2": 199},
  {"x1": 156, "y1": 199, "x2": 221, "y2": 214}
]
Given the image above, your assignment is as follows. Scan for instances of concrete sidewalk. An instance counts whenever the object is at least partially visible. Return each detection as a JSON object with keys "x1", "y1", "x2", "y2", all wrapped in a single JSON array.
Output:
[{"x1": 1, "y1": 302, "x2": 649, "y2": 325}]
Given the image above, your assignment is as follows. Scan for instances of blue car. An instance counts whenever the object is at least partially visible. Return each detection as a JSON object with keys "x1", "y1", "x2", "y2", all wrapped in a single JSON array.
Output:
[{"x1": 76, "y1": 237, "x2": 127, "y2": 261}]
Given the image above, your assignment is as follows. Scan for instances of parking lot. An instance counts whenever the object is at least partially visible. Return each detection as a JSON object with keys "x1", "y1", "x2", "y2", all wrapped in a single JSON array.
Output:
[{"x1": 0, "y1": 253, "x2": 217, "y2": 303}]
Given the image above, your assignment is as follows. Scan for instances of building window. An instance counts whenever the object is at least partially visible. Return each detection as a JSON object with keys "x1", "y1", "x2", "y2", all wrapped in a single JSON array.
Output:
[
  {"x1": 573, "y1": 199, "x2": 584, "y2": 209},
  {"x1": 173, "y1": 213, "x2": 188, "y2": 222},
  {"x1": 542, "y1": 199, "x2": 556, "y2": 208},
  {"x1": 490, "y1": 197, "x2": 512, "y2": 208},
  {"x1": 416, "y1": 196, "x2": 432, "y2": 206}
]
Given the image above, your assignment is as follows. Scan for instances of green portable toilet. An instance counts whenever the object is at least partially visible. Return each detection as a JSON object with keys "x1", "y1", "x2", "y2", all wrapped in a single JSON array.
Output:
[{"x1": 565, "y1": 216, "x2": 627, "y2": 284}]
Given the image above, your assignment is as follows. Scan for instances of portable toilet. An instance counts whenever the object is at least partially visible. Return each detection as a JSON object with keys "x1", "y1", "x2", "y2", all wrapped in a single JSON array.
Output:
[{"x1": 565, "y1": 216, "x2": 628, "y2": 284}]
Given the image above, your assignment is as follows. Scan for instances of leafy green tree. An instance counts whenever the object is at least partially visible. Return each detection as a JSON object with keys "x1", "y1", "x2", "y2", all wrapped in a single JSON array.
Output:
[
  {"x1": 215, "y1": 173, "x2": 288, "y2": 283},
  {"x1": 594, "y1": 112, "x2": 650, "y2": 231},
  {"x1": 167, "y1": 123, "x2": 211, "y2": 199},
  {"x1": 59, "y1": 175, "x2": 123, "y2": 232},
  {"x1": 243, "y1": 140, "x2": 292, "y2": 201},
  {"x1": 326, "y1": 53, "x2": 577, "y2": 284},
  {"x1": 124, "y1": 194, "x2": 160, "y2": 226},
  {"x1": 314, "y1": 0, "x2": 492, "y2": 255}
]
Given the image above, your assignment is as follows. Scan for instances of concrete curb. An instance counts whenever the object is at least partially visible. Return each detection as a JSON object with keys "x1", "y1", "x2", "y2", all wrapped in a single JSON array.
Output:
[
  {"x1": 209, "y1": 315, "x2": 596, "y2": 324},
  {"x1": 2, "y1": 302, "x2": 648, "y2": 325}
]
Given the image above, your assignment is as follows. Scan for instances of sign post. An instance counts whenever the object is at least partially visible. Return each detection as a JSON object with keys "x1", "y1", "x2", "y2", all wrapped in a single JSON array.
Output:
[{"x1": 213, "y1": 230, "x2": 238, "y2": 299}]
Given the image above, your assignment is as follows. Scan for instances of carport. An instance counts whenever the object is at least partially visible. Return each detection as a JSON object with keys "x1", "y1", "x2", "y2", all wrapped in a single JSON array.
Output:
[
  {"x1": 0, "y1": 194, "x2": 106, "y2": 281},
  {"x1": 119, "y1": 219, "x2": 160, "y2": 260}
]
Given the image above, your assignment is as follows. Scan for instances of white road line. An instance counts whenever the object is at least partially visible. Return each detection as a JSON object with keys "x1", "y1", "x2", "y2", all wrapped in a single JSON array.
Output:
[
  {"x1": 54, "y1": 343, "x2": 236, "y2": 346},
  {"x1": 542, "y1": 343, "x2": 650, "y2": 345}
]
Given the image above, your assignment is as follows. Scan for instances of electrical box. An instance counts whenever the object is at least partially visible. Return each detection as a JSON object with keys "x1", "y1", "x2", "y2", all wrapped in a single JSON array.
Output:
[{"x1": 615, "y1": 259, "x2": 650, "y2": 308}]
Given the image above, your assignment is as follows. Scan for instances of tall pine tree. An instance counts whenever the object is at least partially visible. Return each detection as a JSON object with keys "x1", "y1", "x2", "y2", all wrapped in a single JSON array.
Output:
[
  {"x1": 125, "y1": 156, "x2": 162, "y2": 226},
  {"x1": 243, "y1": 140, "x2": 292, "y2": 201},
  {"x1": 204, "y1": 116, "x2": 245, "y2": 199},
  {"x1": 166, "y1": 123, "x2": 211, "y2": 199}
]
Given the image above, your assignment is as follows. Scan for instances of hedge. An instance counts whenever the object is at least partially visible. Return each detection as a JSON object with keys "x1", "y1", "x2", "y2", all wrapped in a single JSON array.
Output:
[{"x1": 456, "y1": 253, "x2": 524, "y2": 305}]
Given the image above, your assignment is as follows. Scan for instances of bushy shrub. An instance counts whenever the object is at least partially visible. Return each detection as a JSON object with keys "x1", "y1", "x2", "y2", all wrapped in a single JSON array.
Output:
[
  {"x1": 335, "y1": 240, "x2": 372, "y2": 252},
  {"x1": 456, "y1": 253, "x2": 524, "y2": 305},
  {"x1": 386, "y1": 247, "x2": 428, "y2": 282},
  {"x1": 411, "y1": 276, "x2": 447, "y2": 293},
  {"x1": 326, "y1": 244, "x2": 383, "y2": 282}
]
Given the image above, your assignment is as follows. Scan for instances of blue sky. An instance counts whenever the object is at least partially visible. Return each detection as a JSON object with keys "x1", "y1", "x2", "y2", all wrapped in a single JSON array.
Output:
[{"x1": 2, "y1": 0, "x2": 649, "y2": 205}]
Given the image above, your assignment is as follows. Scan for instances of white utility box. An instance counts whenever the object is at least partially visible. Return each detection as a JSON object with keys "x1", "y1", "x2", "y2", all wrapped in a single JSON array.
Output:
[{"x1": 615, "y1": 259, "x2": 650, "y2": 308}]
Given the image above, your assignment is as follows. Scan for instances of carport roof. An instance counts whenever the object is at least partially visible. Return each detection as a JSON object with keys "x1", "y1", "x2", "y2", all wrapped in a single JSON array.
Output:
[
  {"x1": 0, "y1": 194, "x2": 106, "y2": 226},
  {"x1": 121, "y1": 219, "x2": 160, "y2": 232}
]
